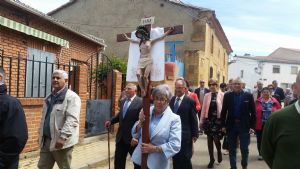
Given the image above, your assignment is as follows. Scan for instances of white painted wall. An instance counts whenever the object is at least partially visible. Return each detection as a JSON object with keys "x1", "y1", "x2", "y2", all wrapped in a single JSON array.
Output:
[
  {"x1": 228, "y1": 57, "x2": 260, "y2": 90},
  {"x1": 229, "y1": 56, "x2": 299, "y2": 90},
  {"x1": 261, "y1": 62, "x2": 298, "y2": 88}
]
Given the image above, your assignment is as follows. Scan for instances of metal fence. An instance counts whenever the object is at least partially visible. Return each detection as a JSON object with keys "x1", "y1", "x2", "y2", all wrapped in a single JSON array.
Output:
[
  {"x1": 88, "y1": 53, "x2": 114, "y2": 100},
  {"x1": 0, "y1": 49, "x2": 77, "y2": 98}
]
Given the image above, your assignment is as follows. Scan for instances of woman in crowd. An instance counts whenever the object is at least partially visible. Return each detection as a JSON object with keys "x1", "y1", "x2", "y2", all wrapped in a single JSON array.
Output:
[
  {"x1": 131, "y1": 84, "x2": 182, "y2": 169},
  {"x1": 200, "y1": 79, "x2": 224, "y2": 168},
  {"x1": 184, "y1": 80, "x2": 201, "y2": 113},
  {"x1": 255, "y1": 87, "x2": 281, "y2": 160}
]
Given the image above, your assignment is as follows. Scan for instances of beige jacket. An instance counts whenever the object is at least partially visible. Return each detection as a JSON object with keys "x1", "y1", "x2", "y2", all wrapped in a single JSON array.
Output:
[{"x1": 39, "y1": 89, "x2": 81, "y2": 151}]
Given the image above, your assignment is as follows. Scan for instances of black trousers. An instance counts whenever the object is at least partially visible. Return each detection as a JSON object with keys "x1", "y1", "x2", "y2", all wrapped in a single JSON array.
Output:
[
  {"x1": 172, "y1": 142, "x2": 193, "y2": 169},
  {"x1": 207, "y1": 135, "x2": 221, "y2": 161},
  {"x1": 114, "y1": 139, "x2": 135, "y2": 169},
  {"x1": 0, "y1": 156, "x2": 19, "y2": 169}
]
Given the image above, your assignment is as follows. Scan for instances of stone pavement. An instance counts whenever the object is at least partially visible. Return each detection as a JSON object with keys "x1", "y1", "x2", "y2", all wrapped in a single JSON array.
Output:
[
  {"x1": 19, "y1": 134, "x2": 116, "y2": 169},
  {"x1": 19, "y1": 134, "x2": 269, "y2": 169}
]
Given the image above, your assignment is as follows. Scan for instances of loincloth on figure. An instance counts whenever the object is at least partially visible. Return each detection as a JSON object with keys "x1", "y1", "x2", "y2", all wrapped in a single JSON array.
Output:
[{"x1": 138, "y1": 55, "x2": 153, "y2": 69}]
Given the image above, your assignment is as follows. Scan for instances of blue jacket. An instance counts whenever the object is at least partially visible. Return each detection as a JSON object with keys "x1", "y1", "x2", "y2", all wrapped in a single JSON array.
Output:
[
  {"x1": 221, "y1": 91, "x2": 256, "y2": 131},
  {"x1": 131, "y1": 106, "x2": 181, "y2": 169}
]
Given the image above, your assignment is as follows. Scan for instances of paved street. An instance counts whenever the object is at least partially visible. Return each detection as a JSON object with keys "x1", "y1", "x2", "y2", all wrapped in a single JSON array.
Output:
[{"x1": 94, "y1": 135, "x2": 269, "y2": 169}]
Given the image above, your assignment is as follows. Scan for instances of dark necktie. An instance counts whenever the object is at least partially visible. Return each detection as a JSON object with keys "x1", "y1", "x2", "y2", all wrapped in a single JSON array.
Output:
[
  {"x1": 174, "y1": 97, "x2": 180, "y2": 113},
  {"x1": 122, "y1": 99, "x2": 130, "y2": 118}
]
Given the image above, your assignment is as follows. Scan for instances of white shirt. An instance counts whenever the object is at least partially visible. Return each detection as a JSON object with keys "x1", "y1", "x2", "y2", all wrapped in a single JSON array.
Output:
[
  {"x1": 126, "y1": 94, "x2": 136, "y2": 108},
  {"x1": 175, "y1": 94, "x2": 185, "y2": 107}
]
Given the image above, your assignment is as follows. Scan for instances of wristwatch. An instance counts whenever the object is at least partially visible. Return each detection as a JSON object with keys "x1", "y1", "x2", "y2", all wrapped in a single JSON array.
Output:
[{"x1": 155, "y1": 146, "x2": 162, "y2": 153}]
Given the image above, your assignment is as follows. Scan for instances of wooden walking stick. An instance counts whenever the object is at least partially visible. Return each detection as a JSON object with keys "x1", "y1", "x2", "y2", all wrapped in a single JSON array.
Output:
[{"x1": 107, "y1": 127, "x2": 111, "y2": 169}]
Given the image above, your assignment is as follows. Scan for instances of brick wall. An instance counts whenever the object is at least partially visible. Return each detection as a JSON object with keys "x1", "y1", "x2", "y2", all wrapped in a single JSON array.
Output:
[{"x1": 0, "y1": 5, "x2": 103, "y2": 153}]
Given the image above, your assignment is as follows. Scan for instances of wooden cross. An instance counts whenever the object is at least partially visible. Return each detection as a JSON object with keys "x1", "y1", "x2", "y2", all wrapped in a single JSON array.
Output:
[
  {"x1": 117, "y1": 22, "x2": 183, "y2": 169},
  {"x1": 117, "y1": 25, "x2": 183, "y2": 42}
]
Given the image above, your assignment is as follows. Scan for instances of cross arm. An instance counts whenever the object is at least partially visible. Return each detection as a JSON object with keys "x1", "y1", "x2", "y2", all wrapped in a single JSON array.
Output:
[{"x1": 116, "y1": 25, "x2": 183, "y2": 42}]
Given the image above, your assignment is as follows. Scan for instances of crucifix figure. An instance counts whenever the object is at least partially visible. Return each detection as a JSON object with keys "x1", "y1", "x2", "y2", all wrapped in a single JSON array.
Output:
[
  {"x1": 117, "y1": 19, "x2": 183, "y2": 169},
  {"x1": 122, "y1": 25, "x2": 174, "y2": 97}
]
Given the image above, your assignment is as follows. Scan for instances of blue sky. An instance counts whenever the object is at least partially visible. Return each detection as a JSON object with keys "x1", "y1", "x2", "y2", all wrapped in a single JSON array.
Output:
[
  {"x1": 182, "y1": 0, "x2": 300, "y2": 56},
  {"x1": 21, "y1": 0, "x2": 300, "y2": 56}
]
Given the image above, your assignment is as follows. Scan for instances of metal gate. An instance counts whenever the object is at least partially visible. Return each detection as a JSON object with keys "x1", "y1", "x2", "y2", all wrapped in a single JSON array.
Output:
[{"x1": 85, "y1": 53, "x2": 115, "y2": 137}]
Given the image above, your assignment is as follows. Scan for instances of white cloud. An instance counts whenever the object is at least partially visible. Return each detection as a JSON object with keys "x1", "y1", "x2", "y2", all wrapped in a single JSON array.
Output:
[
  {"x1": 20, "y1": 0, "x2": 69, "y2": 13},
  {"x1": 224, "y1": 26, "x2": 300, "y2": 55}
]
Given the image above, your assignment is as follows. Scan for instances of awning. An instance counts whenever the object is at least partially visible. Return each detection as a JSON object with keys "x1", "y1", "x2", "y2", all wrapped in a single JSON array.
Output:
[{"x1": 0, "y1": 15, "x2": 69, "y2": 48}]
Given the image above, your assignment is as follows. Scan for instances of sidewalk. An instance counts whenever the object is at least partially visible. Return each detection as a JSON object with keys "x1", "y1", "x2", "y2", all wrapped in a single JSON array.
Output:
[{"x1": 19, "y1": 134, "x2": 115, "y2": 169}]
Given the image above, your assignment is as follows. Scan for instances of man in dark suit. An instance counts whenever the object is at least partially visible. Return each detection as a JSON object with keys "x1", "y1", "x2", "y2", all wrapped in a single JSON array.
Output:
[
  {"x1": 170, "y1": 79, "x2": 199, "y2": 169},
  {"x1": 105, "y1": 83, "x2": 142, "y2": 169},
  {"x1": 194, "y1": 80, "x2": 210, "y2": 106},
  {"x1": 272, "y1": 80, "x2": 285, "y2": 104},
  {"x1": 221, "y1": 77, "x2": 256, "y2": 169}
]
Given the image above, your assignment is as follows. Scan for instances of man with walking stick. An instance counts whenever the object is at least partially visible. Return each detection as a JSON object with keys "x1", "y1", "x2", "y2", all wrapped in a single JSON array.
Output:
[{"x1": 105, "y1": 83, "x2": 142, "y2": 169}]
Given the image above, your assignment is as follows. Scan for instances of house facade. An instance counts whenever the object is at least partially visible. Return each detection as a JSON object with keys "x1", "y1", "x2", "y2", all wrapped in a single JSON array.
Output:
[
  {"x1": 49, "y1": 0, "x2": 232, "y2": 87},
  {"x1": 0, "y1": 0, "x2": 110, "y2": 153},
  {"x1": 229, "y1": 48, "x2": 300, "y2": 90}
]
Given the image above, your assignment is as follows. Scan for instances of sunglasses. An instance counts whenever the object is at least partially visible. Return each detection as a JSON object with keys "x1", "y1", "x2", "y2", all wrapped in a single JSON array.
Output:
[{"x1": 209, "y1": 84, "x2": 217, "y2": 86}]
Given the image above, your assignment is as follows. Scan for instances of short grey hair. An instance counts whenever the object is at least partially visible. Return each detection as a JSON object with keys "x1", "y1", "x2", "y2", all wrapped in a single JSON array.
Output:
[
  {"x1": 126, "y1": 83, "x2": 137, "y2": 91},
  {"x1": 53, "y1": 69, "x2": 68, "y2": 79},
  {"x1": 233, "y1": 77, "x2": 243, "y2": 83},
  {"x1": 175, "y1": 79, "x2": 187, "y2": 88},
  {"x1": 152, "y1": 84, "x2": 173, "y2": 101},
  {"x1": 257, "y1": 80, "x2": 263, "y2": 84}
]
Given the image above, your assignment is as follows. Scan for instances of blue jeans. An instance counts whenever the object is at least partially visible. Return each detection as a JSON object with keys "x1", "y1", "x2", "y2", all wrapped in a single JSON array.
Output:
[{"x1": 227, "y1": 123, "x2": 250, "y2": 169}]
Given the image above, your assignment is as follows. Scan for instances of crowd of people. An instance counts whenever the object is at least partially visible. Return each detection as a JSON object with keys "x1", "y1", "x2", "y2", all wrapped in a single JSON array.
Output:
[
  {"x1": 106, "y1": 74, "x2": 300, "y2": 169},
  {"x1": 1, "y1": 63, "x2": 300, "y2": 169}
]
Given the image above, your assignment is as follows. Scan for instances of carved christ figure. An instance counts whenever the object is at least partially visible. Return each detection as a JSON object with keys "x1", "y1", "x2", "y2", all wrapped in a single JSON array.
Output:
[{"x1": 123, "y1": 25, "x2": 173, "y2": 96}]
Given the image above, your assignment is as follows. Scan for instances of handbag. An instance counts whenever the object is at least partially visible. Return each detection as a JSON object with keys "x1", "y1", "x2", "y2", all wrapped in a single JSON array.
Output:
[{"x1": 222, "y1": 135, "x2": 229, "y2": 150}]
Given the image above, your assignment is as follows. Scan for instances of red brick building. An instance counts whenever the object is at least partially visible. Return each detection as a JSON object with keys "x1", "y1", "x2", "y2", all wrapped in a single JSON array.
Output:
[{"x1": 0, "y1": 0, "x2": 110, "y2": 153}]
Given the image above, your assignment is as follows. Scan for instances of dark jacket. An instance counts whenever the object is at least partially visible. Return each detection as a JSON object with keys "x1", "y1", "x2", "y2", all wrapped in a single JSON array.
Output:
[
  {"x1": 170, "y1": 95, "x2": 199, "y2": 158},
  {"x1": 194, "y1": 87, "x2": 210, "y2": 103},
  {"x1": 273, "y1": 87, "x2": 285, "y2": 103},
  {"x1": 221, "y1": 91, "x2": 256, "y2": 131},
  {"x1": 0, "y1": 85, "x2": 28, "y2": 168},
  {"x1": 111, "y1": 96, "x2": 142, "y2": 144}
]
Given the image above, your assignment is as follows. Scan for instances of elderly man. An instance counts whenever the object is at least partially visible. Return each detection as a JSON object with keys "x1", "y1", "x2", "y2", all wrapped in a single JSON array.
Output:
[
  {"x1": 221, "y1": 77, "x2": 256, "y2": 169},
  {"x1": 38, "y1": 70, "x2": 81, "y2": 169},
  {"x1": 272, "y1": 80, "x2": 285, "y2": 103},
  {"x1": 105, "y1": 83, "x2": 142, "y2": 169},
  {"x1": 170, "y1": 79, "x2": 199, "y2": 169},
  {"x1": 0, "y1": 67, "x2": 28, "y2": 169},
  {"x1": 252, "y1": 81, "x2": 263, "y2": 101},
  {"x1": 195, "y1": 80, "x2": 210, "y2": 106},
  {"x1": 261, "y1": 72, "x2": 300, "y2": 169}
]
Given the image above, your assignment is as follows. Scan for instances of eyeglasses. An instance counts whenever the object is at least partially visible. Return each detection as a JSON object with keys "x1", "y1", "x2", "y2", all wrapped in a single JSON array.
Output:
[
  {"x1": 208, "y1": 84, "x2": 217, "y2": 86},
  {"x1": 154, "y1": 97, "x2": 167, "y2": 102}
]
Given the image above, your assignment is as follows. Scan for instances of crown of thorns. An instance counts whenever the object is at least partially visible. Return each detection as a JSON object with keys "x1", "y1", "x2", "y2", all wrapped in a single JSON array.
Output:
[{"x1": 135, "y1": 25, "x2": 150, "y2": 39}]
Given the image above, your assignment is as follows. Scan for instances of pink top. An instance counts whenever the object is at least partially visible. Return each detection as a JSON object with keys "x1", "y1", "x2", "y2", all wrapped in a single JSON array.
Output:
[{"x1": 200, "y1": 92, "x2": 224, "y2": 125}]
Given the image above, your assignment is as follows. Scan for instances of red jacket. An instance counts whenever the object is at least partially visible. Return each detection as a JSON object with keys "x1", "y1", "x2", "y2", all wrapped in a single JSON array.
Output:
[
  {"x1": 255, "y1": 96, "x2": 281, "y2": 130},
  {"x1": 188, "y1": 92, "x2": 201, "y2": 112}
]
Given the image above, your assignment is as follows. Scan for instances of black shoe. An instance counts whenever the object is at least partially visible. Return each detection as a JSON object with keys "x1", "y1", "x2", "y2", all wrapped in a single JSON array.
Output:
[
  {"x1": 217, "y1": 151, "x2": 222, "y2": 163},
  {"x1": 207, "y1": 159, "x2": 215, "y2": 168}
]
